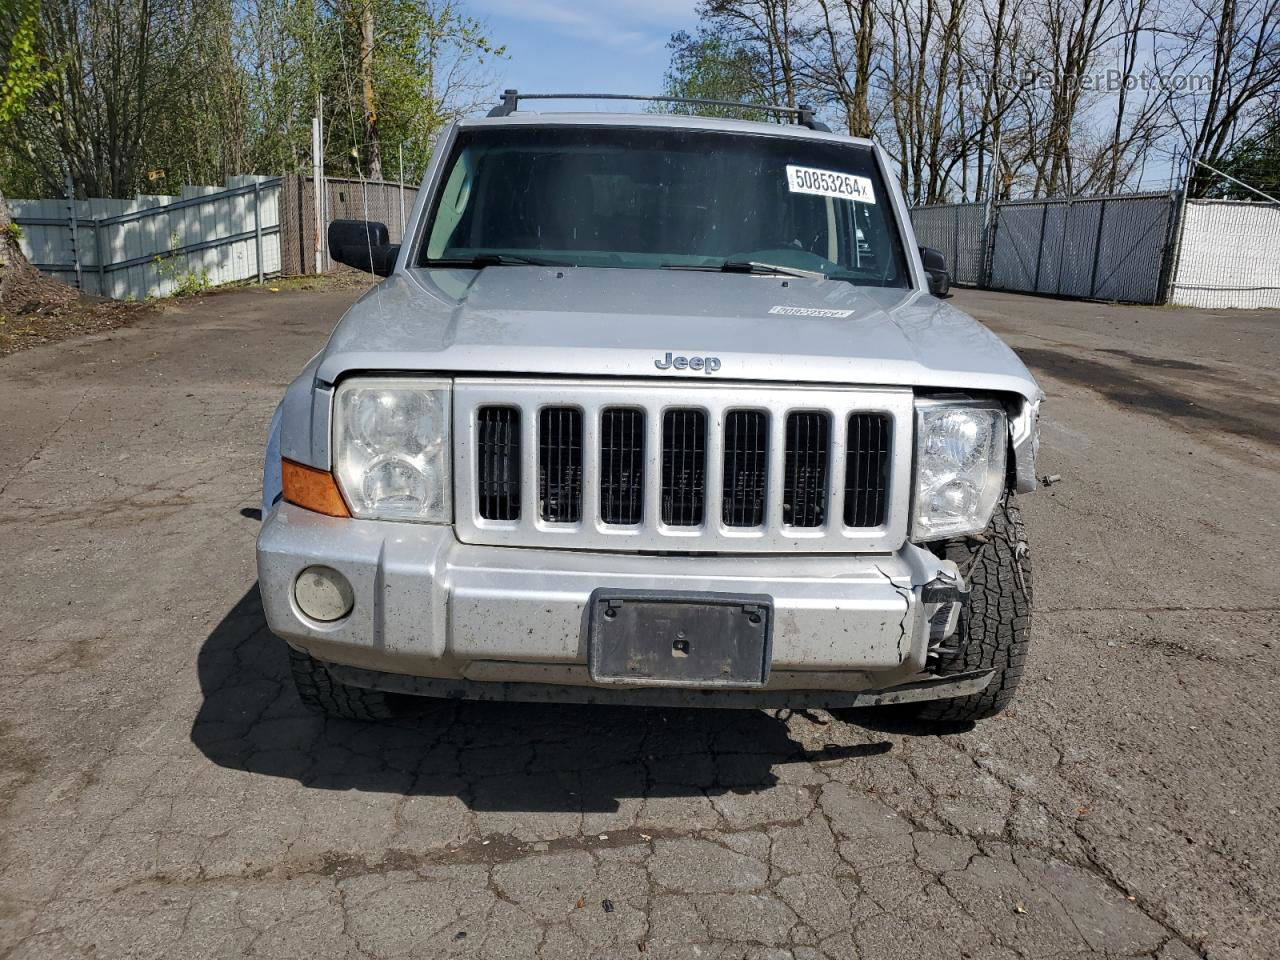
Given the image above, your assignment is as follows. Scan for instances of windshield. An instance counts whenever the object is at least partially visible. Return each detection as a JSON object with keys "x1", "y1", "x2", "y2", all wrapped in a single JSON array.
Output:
[{"x1": 419, "y1": 124, "x2": 911, "y2": 287}]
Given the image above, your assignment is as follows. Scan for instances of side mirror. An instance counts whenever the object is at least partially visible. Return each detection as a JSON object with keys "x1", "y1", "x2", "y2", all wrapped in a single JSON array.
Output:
[
  {"x1": 328, "y1": 219, "x2": 399, "y2": 277},
  {"x1": 919, "y1": 245, "x2": 951, "y2": 297}
]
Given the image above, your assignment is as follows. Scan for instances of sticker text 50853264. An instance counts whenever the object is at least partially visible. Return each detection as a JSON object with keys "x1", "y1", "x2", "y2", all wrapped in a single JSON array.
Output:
[{"x1": 785, "y1": 165, "x2": 876, "y2": 204}]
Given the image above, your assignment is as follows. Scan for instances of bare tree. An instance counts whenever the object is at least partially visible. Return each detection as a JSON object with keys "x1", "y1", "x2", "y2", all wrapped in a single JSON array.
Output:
[
  {"x1": 702, "y1": 0, "x2": 810, "y2": 107},
  {"x1": 673, "y1": 0, "x2": 1280, "y2": 202},
  {"x1": 1158, "y1": 0, "x2": 1280, "y2": 195},
  {"x1": 1032, "y1": 0, "x2": 1119, "y2": 194},
  {"x1": 806, "y1": 0, "x2": 877, "y2": 135},
  {"x1": 877, "y1": 0, "x2": 974, "y2": 203},
  {"x1": 1100, "y1": 0, "x2": 1155, "y2": 190},
  {"x1": 968, "y1": 0, "x2": 1027, "y2": 199},
  {"x1": 357, "y1": 0, "x2": 383, "y2": 179}
]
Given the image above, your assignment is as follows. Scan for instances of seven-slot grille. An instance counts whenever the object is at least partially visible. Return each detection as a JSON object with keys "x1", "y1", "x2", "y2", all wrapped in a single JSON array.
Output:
[{"x1": 460, "y1": 381, "x2": 909, "y2": 553}]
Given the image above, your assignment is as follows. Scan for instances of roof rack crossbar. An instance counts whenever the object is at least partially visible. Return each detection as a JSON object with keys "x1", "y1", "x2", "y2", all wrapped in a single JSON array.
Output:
[{"x1": 486, "y1": 90, "x2": 831, "y2": 132}]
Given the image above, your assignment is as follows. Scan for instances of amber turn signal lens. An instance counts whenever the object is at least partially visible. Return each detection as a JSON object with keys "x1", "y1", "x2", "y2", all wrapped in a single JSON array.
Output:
[{"x1": 282, "y1": 459, "x2": 351, "y2": 518}]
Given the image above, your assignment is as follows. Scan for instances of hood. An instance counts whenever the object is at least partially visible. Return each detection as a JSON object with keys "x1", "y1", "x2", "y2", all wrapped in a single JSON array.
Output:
[{"x1": 315, "y1": 267, "x2": 1042, "y2": 403}]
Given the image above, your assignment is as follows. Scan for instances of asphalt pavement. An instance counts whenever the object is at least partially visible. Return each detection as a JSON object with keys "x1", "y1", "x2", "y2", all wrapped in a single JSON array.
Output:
[{"x1": 1, "y1": 281, "x2": 1276, "y2": 959}]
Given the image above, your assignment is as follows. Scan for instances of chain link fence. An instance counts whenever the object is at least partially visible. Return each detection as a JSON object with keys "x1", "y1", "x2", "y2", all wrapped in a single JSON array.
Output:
[
  {"x1": 908, "y1": 190, "x2": 1280, "y2": 307},
  {"x1": 909, "y1": 202, "x2": 988, "y2": 286},
  {"x1": 14, "y1": 171, "x2": 1278, "y2": 308},
  {"x1": 986, "y1": 193, "x2": 1178, "y2": 303},
  {"x1": 279, "y1": 174, "x2": 419, "y2": 277}
]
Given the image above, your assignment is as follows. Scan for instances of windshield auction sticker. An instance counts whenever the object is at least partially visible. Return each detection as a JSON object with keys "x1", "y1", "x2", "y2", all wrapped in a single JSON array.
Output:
[{"x1": 786, "y1": 165, "x2": 876, "y2": 204}]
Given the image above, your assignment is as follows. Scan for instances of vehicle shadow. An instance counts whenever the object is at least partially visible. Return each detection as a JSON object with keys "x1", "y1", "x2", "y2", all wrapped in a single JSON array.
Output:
[{"x1": 191, "y1": 586, "x2": 895, "y2": 810}]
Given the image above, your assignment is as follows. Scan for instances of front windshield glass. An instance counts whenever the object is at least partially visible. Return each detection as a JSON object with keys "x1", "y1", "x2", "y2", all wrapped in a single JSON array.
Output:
[{"x1": 419, "y1": 124, "x2": 911, "y2": 287}]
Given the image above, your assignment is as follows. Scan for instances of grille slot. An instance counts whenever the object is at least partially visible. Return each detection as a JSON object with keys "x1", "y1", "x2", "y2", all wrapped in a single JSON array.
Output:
[
  {"x1": 538, "y1": 407, "x2": 583, "y2": 523},
  {"x1": 600, "y1": 408, "x2": 645, "y2": 525},
  {"x1": 783, "y1": 411, "x2": 830, "y2": 527},
  {"x1": 476, "y1": 406, "x2": 521, "y2": 521},
  {"x1": 843, "y1": 413, "x2": 891, "y2": 527},
  {"x1": 722, "y1": 410, "x2": 768, "y2": 527},
  {"x1": 661, "y1": 408, "x2": 706, "y2": 526}
]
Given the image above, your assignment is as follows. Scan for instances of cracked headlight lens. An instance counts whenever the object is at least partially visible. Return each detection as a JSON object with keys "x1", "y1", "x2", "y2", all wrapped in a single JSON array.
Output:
[
  {"x1": 912, "y1": 400, "x2": 1006, "y2": 541},
  {"x1": 333, "y1": 378, "x2": 451, "y2": 522}
]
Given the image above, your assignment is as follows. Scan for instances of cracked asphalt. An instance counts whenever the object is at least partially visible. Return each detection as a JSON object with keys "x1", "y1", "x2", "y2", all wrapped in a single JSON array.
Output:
[{"x1": 2, "y1": 281, "x2": 1278, "y2": 959}]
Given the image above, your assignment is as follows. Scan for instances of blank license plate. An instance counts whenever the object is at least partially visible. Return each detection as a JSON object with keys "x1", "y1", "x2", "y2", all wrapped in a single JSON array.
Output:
[{"x1": 588, "y1": 590, "x2": 773, "y2": 687}]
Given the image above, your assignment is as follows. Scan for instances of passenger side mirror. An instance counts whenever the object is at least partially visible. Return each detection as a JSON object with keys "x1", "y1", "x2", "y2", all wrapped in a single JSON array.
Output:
[
  {"x1": 328, "y1": 219, "x2": 399, "y2": 277},
  {"x1": 919, "y1": 245, "x2": 951, "y2": 298}
]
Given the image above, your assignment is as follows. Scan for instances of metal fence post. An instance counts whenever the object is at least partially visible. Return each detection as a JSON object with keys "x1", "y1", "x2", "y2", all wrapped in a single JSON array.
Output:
[
  {"x1": 982, "y1": 197, "x2": 996, "y2": 288},
  {"x1": 1164, "y1": 172, "x2": 1194, "y2": 305},
  {"x1": 1055, "y1": 200, "x2": 1069, "y2": 296},
  {"x1": 93, "y1": 217, "x2": 106, "y2": 296},
  {"x1": 1031, "y1": 203, "x2": 1049, "y2": 291},
  {"x1": 64, "y1": 174, "x2": 82, "y2": 291},
  {"x1": 1087, "y1": 198, "x2": 1107, "y2": 298},
  {"x1": 253, "y1": 180, "x2": 264, "y2": 284},
  {"x1": 312, "y1": 114, "x2": 324, "y2": 274},
  {"x1": 398, "y1": 143, "x2": 406, "y2": 237}
]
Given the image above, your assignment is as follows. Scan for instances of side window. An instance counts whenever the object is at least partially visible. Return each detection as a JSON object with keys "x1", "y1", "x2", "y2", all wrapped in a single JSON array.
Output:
[{"x1": 425, "y1": 149, "x2": 475, "y2": 259}]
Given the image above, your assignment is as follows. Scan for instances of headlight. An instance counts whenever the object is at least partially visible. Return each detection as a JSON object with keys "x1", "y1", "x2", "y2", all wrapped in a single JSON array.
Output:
[
  {"x1": 332, "y1": 377, "x2": 451, "y2": 521},
  {"x1": 912, "y1": 399, "x2": 1006, "y2": 541}
]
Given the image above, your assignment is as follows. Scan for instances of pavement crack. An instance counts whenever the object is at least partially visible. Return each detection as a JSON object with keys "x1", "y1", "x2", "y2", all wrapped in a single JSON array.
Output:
[{"x1": 0, "y1": 386, "x2": 92, "y2": 499}]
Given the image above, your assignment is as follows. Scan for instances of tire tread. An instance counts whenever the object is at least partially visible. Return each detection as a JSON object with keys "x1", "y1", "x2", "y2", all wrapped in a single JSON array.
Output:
[
  {"x1": 911, "y1": 497, "x2": 1033, "y2": 724},
  {"x1": 288, "y1": 645, "x2": 396, "y2": 721}
]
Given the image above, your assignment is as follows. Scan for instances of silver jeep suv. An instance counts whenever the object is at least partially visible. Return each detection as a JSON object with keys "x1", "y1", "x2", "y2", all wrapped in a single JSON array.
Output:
[{"x1": 257, "y1": 92, "x2": 1042, "y2": 727}]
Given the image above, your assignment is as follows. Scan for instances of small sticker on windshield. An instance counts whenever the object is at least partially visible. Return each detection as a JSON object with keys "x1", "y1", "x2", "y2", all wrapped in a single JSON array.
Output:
[
  {"x1": 769, "y1": 305, "x2": 854, "y2": 318},
  {"x1": 786, "y1": 165, "x2": 876, "y2": 204}
]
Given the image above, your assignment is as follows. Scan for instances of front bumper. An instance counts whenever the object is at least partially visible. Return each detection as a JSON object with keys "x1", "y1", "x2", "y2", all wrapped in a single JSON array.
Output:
[{"x1": 256, "y1": 502, "x2": 971, "y2": 705}]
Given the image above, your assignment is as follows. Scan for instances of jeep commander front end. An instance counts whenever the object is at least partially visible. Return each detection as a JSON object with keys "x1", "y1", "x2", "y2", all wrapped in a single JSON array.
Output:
[{"x1": 256, "y1": 96, "x2": 1043, "y2": 727}]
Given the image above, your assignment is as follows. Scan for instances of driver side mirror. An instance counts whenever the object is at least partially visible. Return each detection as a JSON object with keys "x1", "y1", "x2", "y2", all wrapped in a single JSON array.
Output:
[
  {"x1": 919, "y1": 245, "x2": 951, "y2": 297},
  {"x1": 328, "y1": 219, "x2": 399, "y2": 277}
]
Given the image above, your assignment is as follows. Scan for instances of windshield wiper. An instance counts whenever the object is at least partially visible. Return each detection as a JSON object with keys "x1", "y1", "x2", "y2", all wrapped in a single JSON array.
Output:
[
  {"x1": 722, "y1": 260, "x2": 828, "y2": 279},
  {"x1": 661, "y1": 260, "x2": 828, "y2": 280},
  {"x1": 423, "y1": 253, "x2": 573, "y2": 268}
]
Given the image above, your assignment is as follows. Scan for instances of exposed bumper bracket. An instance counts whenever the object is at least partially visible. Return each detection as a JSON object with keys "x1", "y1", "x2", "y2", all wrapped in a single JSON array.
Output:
[{"x1": 326, "y1": 662, "x2": 994, "y2": 711}]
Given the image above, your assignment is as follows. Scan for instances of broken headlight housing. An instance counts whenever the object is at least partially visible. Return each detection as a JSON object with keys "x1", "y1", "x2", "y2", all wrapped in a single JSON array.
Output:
[
  {"x1": 332, "y1": 377, "x2": 451, "y2": 522},
  {"x1": 912, "y1": 398, "x2": 1006, "y2": 541}
]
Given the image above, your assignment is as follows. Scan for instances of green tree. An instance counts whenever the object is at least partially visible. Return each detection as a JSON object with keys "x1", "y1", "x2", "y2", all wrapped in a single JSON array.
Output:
[
  {"x1": 0, "y1": 0, "x2": 71, "y2": 309},
  {"x1": 0, "y1": 0, "x2": 503, "y2": 198},
  {"x1": 659, "y1": 28, "x2": 767, "y2": 120},
  {"x1": 322, "y1": 0, "x2": 503, "y2": 182},
  {"x1": 0, "y1": 0, "x2": 50, "y2": 128},
  {"x1": 1209, "y1": 117, "x2": 1280, "y2": 200}
]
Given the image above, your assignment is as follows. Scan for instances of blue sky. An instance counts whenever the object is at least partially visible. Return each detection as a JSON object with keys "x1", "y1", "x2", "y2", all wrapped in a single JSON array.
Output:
[{"x1": 470, "y1": 0, "x2": 699, "y2": 100}]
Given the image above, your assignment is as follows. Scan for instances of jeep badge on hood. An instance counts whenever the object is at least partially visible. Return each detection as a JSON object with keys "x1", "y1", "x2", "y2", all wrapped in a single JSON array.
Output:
[{"x1": 655, "y1": 352, "x2": 721, "y2": 373}]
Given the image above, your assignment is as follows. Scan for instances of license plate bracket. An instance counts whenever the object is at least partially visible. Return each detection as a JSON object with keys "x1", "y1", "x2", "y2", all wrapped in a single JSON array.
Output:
[{"x1": 588, "y1": 590, "x2": 773, "y2": 687}]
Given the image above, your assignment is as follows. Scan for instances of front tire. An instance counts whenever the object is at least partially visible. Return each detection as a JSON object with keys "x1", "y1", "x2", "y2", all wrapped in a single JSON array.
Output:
[
  {"x1": 910, "y1": 497, "x2": 1033, "y2": 724},
  {"x1": 288, "y1": 645, "x2": 397, "y2": 721}
]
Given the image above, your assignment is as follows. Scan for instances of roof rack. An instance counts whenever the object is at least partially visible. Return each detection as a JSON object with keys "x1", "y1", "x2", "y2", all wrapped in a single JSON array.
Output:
[{"x1": 486, "y1": 90, "x2": 832, "y2": 133}]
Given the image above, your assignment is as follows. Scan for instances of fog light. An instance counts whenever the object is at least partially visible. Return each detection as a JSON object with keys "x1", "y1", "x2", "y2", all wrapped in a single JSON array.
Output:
[{"x1": 294, "y1": 566, "x2": 354, "y2": 622}]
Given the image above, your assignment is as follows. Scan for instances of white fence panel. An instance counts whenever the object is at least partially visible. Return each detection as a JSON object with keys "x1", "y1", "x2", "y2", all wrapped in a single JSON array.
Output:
[
  {"x1": 12, "y1": 176, "x2": 282, "y2": 300},
  {"x1": 1169, "y1": 200, "x2": 1280, "y2": 309}
]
